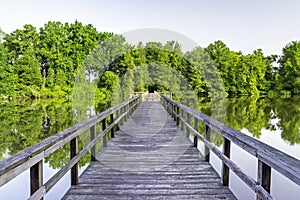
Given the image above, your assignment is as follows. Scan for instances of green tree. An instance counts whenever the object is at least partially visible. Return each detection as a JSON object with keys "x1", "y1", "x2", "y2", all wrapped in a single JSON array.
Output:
[
  {"x1": 0, "y1": 29, "x2": 13, "y2": 98},
  {"x1": 38, "y1": 21, "x2": 100, "y2": 95},
  {"x1": 278, "y1": 41, "x2": 300, "y2": 95},
  {"x1": 205, "y1": 41, "x2": 241, "y2": 95},
  {"x1": 4, "y1": 25, "x2": 42, "y2": 98},
  {"x1": 185, "y1": 47, "x2": 226, "y2": 97},
  {"x1": 88, "y1": 34, "x2": 131, "y2": 79},
  {"x1": 121, "y1": 69, "x2": 135, "y2": 99},
  {"x1": 98, "y1": 71, "x2": 120, "y2": 92}
]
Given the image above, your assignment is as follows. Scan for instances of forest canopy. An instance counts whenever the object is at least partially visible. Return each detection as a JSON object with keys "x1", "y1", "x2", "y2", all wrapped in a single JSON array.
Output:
[{"x1": 0, "y1": 21, "x2": 300, "y2": 101}]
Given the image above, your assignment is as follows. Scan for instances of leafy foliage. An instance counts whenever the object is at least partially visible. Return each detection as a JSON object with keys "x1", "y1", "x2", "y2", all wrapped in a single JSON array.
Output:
[{"x1": 0, "y1": 21, "x2": 102, "y2": 99}]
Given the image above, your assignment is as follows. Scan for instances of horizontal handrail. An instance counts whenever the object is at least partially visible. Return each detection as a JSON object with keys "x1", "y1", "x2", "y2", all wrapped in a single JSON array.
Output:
[
  {"x1": 156, "y1": 92, "x2": 300, "y2": 200},
  {"x1": 0, "y1": 94, "x2": 144, "y2": 199}
]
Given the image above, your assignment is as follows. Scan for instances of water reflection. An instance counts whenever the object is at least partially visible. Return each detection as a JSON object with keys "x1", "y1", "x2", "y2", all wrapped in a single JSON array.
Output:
[
  {"x1": 1, "y1": 96, "x2": 299, "y2": 165},
  {"x1": 0, "y1": 99, "x2": 95, "y2": 169},
  {"x1": 0, "y1": 99, "x2": 69, "y2": 160},
  {"x1": 197, "y1": 96, "x2": 300, "y2": 146}
]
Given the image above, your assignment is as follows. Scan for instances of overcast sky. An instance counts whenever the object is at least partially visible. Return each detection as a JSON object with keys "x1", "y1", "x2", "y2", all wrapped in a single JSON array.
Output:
[{"x1": 1, "y1": 0, "x2": 300, "y2": 55}]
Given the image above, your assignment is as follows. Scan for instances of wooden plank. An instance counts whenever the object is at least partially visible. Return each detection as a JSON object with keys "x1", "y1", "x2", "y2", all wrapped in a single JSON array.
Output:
[{"x1": 63, "y1": 194, "x2": 236, "y2": 200}]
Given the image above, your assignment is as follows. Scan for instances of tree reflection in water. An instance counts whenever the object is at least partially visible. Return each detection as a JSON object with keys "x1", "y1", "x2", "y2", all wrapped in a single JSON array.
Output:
[{"x1": 0, "y1": 96, "x2": 299, "y2": 169}]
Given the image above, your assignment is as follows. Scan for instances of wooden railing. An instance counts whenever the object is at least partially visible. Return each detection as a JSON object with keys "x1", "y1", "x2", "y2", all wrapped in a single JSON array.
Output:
[
  {"x1": 0, "y1": 94, "x2": 145, "y2": 200},
  {"x1": 156, "y1": 92, "x2": 300, "y2": 200}
]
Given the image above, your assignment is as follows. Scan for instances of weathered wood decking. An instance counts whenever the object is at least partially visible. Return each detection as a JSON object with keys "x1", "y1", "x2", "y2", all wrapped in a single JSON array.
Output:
[{"x1": 63, "y1": 94, "x2": 236, "y2": 200}]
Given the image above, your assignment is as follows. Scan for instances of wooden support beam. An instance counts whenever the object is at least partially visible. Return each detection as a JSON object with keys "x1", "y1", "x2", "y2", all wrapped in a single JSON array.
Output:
[
  {"x1": 30, "y1": 160, "x2": 43, "y2": 199},
  {"x1": 110, "y1": 113, "x2": 114, "y2": 138},
  {"x1": 186, "y1": 113, "x2": 191, "y2": 136},
  {"x1": 70, "y1": 137, "x2": 78, "y2": 185},
  {"x1": 222, "y1": 138, "x2": 231, "y2": 186},
  {"x1": 172, "y1": 104, "x2": 175, "y2": 120},
  {"x1": 120, "y1": 107, "x2": 124, "y2": 125},
  {"x1": 257, "y1": 160, "x2": 271, "y2": 200},
  {"x1": 204, "y1": 125, "x2": 211, "y2": 162},
  {"x1": 126, "y1": 104, "x2": 129, "y2": 120},
  {"x1": 90, "y1": 125, "x2": 96, "y2": 161},
  {"x1": 193, "y1": 118, "x2": 198, "y2": 148},
  {"x1": 102, "y1": 119, "x2": 107, "y2": 147},
  {"x1": 116, "y1": 110, "x2": 120, "y2": 131},
  {"x1": 181, "y1": 110, "x2": 185, "y2": 131},
  {"x1": 176, "y1": 106, "x2": 180, "y2": 126}
]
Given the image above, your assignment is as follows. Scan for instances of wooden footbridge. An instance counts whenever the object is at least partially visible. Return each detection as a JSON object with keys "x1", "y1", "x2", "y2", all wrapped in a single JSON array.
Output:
[{"x1": 1, "y1": 93, "x2": 300, "y2": 200}]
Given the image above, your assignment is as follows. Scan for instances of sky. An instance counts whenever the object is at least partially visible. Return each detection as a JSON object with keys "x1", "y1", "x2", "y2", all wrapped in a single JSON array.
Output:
[{"x1": 1, "y1": 0, "x2": 300, "y2": 55}]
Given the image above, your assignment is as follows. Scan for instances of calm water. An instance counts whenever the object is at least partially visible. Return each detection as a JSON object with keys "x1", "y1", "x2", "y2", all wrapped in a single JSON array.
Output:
[{"x1": 0, "y1": 97, "x2": 300, "y2": 199}]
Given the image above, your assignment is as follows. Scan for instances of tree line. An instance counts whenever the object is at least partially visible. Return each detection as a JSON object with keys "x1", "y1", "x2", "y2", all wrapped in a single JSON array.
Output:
[{"x1": 1, "y1": 21, "x2": 300, "y2": 100}]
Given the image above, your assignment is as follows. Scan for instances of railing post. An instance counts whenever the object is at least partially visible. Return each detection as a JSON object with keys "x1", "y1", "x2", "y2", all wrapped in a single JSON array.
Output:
[
  {"x1": 30, "y1": 160, "x2": 43, "y2": 199},
  {"x1": 120, "y1": 107, "x2": 124, "y2": 125},
  {"x1": 173, "y1": 104, "x2": 176, "y2": 120},
  {"x1": 123, "y1": 106, "x2": 127, "y2": 121},
  {"x1": 130, "y1": 101, "x2": 133, "y2": 115},
  {"x1": 186, "y1": 112, "x2": 191, "y2": 136},
  {"x1": 204, "y1": 125, "x2": 211, "y2": 162},
  {"x1": 102, "y1": 118, "x2": 107, "y2": 147},
  {"x1": 123, "y1": 106, "x2": 126, "y2": 121},
  {"x1": 137, "y1": 97, "x2": 140, "y2": 108},
  {"x1": 172, "y1": 104, "x2": 175, "y2": 120},
  {"x1": 166, "y1": 101, "x2": 170, "y2": 113},
  {"x1": 180, "y1": 110, "x2": 185, "y2": 131},
  {"x1": 116, "y1": 110, "x2": 120, "y2": 131},
  {"x1": 257, "y1": 160, "x2": 271, "y2": 200},
  {"x1": 125, "y1": 104, "x2": 129, "y2": 120},
  {"x1": 110, "y1": 113, "x2": 114, "y2": 138},
  {"x1": 132, "y1": 100, "x2": 135, "y2": 113},
  {"x1": 176, "y1": 105, "x2": 180, "y2": 126},
  {"x1": 222, "y1": 138, "x2": 231, "y2": 186},
  {"x1": 128, "y1": 102, "x2": 131, "y2": 116},
  {"x1": 90, "y1": 125, "x2": 96, "y2": 161},
  {"x1": 193, "y1": 118, "x2": 198, "y2": 148},
  {"x1": 128, "y1": 103, "x2": 131, "y2": 118},
  {"x1": 70, "y1": 137, "x2": 78, "y2": 185}
]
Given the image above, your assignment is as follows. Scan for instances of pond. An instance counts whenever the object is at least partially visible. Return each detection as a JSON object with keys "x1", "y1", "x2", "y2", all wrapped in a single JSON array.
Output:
[{"x1": 0, "y1": 96, "x2": 299, "y2": 199}]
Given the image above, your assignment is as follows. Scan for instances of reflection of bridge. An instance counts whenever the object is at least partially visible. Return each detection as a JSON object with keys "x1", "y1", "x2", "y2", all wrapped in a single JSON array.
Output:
[{"x1": 0, "y1": 93, "x2": 300, "y2": 200}]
